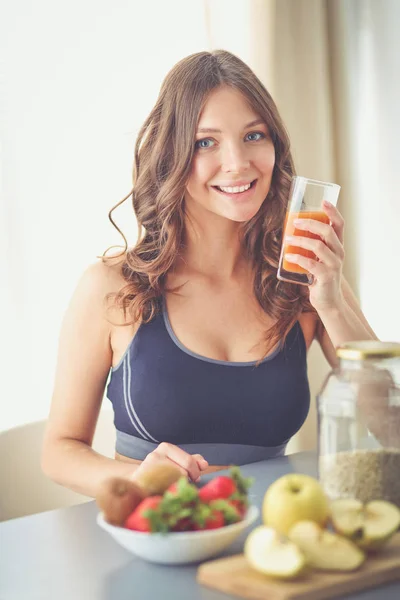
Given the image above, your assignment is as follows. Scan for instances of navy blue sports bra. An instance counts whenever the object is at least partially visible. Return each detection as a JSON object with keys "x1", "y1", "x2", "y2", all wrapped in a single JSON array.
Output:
[{"x1": 106, "y1": 302, "x2": 310, "y2": 465}]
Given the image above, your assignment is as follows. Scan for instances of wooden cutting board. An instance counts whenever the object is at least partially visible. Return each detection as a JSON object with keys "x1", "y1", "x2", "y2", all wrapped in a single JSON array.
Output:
[{"x1": 197, "y1": 533, "x2": 400, "y2": 600}]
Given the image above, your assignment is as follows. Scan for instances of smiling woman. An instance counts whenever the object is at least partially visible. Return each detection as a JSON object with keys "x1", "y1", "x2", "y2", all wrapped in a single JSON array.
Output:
[{"x1": 41, "y1": 50, "x2": 377, "y2": 499}]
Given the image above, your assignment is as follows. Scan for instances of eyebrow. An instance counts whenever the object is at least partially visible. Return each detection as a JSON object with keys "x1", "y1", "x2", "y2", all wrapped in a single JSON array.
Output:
[{"x1": 196, "y1": 118, "x2": 266, "y2": 134}]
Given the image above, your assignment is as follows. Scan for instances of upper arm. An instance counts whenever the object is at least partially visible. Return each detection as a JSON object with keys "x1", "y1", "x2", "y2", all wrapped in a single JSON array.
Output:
[
  {"x1": 43, "y1": 261, "x2": 119, "y2": 448},
  {"x1": 298, "y1": 310, "x2": 338, "y2": 369},
  {"x1": 315, "y1": 321, "x2": 340, "y2": 369}
]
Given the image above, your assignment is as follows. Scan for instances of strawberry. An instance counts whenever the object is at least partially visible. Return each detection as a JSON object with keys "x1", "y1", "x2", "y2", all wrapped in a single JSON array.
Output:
[
  {"x1": 210, "y1": 499, "x2": 241, "y2": 524},
  {"x1": 192, "y1": 499, "x2": 241, "y2": 530},
  {"x1": 198, "y1": 476, "x2": 237, "y2": 502},
  {"x1": 198, "y1": 468, "x2": 253, "y2": 519},
  {"x1": 229, "y1": 497, "x2": 248, "y2": 518},
  {"x1": 125, "y1": 496, "x2": 163, "y2": 532},
  {"x1": 193, "y1": 509, "x2": 225, "y2": 530},
  {"x1": 124, "y1": 469, "x2": 253, "y2": 533},
  {"x1": 229, "y1": 466, "x2": 254, "y2": 496},
  {"x1": 164, "y1": 477, "x2": 198, "y2": 502},
  {"x1": 166, "y1": 482, "x2": 178, "y2": 494},
  {"x1": 161, "y1": 477, "x2": 199, "y2": 532},
  {"x1": 124, "y1": 478, "x2": 198, "y2": 533},
  {"x1": 125, "y1": 485, "x2": 197, "y2": 533},
  {"x1": 171, "y1": 517, "x2": 194, "y2": 532},
  {"x1": 228, "y1": 467, "x2": 253, "y2": 517}
]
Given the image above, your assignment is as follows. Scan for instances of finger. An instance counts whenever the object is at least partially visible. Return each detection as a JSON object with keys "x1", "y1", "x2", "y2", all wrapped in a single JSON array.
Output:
[
  {"x1": 193, "y1": 454, "x2": 209, "y2": 472},
  {"x1": 284, "y1": 253, "x2": 328, "y2": 278},
  {"x1": 157, "y1": 442, "x2": 201, "y2": 482},
  {"x1": 145, "y1": 450, "x2": 188, "y2": 476},
  {"x1": 166, "y1": 458, "x2": 194, "y2": 478},
  {"x1": 284, "y1": 236, "x2": 340, "y2": 268},
  {"x1": 132, "y1": 454, "x2": 187, "y2": 482},
  {"x1": 322, "y1": 200, "x2": 345, "y2": 243},
  {"x1": 292, "y1": 219, "x2": 344, "y2": 260}
]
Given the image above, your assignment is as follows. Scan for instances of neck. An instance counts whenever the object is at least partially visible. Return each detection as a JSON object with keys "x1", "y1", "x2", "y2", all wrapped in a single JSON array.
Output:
[{"x1": 179, "y1": 209, "x2": 247, "y2": 281}]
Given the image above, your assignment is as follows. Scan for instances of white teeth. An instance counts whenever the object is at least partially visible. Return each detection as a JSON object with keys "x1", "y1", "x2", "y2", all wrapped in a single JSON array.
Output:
[{"x1": 217, "y1": 182, "x2": 252, "y2": 194}]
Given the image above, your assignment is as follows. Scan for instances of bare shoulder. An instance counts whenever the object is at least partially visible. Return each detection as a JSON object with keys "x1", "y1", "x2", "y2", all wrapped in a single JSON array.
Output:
[
  {"x1": 83, "y1": 252, "x2": 126, "y2": 292},
  {"x1": 62, "y1": 252, "x2": 130, "y2": 334},
  {"x1": 45, "y1": 253, "x2": 130, "y2": 451}
]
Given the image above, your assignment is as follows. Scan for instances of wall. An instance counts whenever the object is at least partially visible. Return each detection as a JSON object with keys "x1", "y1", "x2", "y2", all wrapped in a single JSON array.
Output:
[{"x1": 2, "y1": 0, "x2": 208, "y2": 431}]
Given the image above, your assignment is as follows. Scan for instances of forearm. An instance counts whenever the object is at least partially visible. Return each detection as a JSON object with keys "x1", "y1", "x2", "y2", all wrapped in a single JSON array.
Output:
[
  {"x1": 318, "y1": 297, "x2": 378, "y2": 349},
  {"x1": 42, "y1": 437, "x2": 140, "y2": 498}
]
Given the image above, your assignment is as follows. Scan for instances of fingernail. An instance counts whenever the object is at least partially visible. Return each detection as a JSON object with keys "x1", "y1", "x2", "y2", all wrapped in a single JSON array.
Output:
[
  {"x1": 195, "y1": 476, "x2": 201, "y2": 483},
  {"x1": 293, "y1": 219, "x2": 304, "y2": 226},
  {"x1": 323, "y1": 200, "x2": 332, "y2": 206},
  {"x1": 285, "y1": 253, "x2": 296, "y2": 260},
  {"x1": 285, "y1": 235, "x2": 295, "y2": 241}
]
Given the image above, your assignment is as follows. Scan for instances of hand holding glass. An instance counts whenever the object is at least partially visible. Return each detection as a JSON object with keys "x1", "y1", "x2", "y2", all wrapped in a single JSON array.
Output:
[{"x1": 277, "y1": 176, "x2": 341, "y2": 285}]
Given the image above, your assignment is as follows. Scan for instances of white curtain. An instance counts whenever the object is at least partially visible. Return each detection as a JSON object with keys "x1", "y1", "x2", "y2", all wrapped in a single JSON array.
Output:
[
  {"x1": 3, "y1": 1, "x2": 399, "y2": 454},
  {"x1": 328, "y1": 0, "x2": 400, "y2": 337}
]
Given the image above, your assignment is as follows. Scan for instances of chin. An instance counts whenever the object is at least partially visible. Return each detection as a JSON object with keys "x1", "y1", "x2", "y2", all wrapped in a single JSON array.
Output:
[{"x1": 225, "y1": 203, "x2": 263, "y2": 223}]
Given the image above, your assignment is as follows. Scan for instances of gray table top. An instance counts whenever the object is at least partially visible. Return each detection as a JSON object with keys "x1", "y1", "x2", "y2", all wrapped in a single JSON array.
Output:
[{"x1": 1, "y1": 450, "x2": 399, "y2": 600}]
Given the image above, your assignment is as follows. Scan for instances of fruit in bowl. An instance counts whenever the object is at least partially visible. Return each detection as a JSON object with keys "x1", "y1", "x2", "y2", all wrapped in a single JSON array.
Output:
[
  {"x1": 96, "y1": 462, "x2": 182, "y2": 526},
  {"x1": 97, "y1": 506, "x2": 259, "y2": 565},
  {"x1": 96, "y1": 466, "x2": 259, "y2": 564}
]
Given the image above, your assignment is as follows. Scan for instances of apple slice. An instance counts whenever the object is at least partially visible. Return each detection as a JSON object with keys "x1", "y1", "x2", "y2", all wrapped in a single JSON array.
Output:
[
  {"x1": 288, "y1": 520, "x2": 365, "y2": 571},
  {"x1": 330, "y1": 498, "x2": 400, "y2": 551},
  {"x1": 244, "y1": 526, "x2": 306, "y2": 579}
]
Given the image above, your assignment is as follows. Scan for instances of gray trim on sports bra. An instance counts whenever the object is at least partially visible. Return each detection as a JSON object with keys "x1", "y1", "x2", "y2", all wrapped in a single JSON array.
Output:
[
  {"x1": 116, "y1": 429, "x2": 288, "y2": 465},
  {"x1": 111, "y1": 300, "x2": 284, "y2": 373},
  {"x1": 162, "y1": 301, "x2": 283, "y2": 367}
]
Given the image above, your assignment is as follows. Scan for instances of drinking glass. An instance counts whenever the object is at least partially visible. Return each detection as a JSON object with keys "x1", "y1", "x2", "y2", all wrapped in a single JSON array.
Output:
[{"x1": 277, "y1": 176, "x2": 341, "y2": 285}]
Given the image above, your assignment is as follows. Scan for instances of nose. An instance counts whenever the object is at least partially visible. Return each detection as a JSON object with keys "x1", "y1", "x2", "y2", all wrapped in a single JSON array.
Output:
[{"x1": 220, "y1": 141, "x2": 250, "y2": 174}]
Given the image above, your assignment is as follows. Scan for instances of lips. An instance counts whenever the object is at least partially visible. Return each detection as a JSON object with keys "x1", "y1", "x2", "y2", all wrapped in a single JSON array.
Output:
[{"x1": 212, "y1": 179, "x2": 257, "y2": 196}]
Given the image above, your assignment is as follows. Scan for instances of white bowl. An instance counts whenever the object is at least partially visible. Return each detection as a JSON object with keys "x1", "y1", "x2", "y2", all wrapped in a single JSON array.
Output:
[{"x1": 97, "y1": 505, "x2": 259, "y2": 565}]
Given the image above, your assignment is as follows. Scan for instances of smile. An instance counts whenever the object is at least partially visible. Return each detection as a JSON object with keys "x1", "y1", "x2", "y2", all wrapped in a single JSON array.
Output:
[{"x1": 213, "y1": 180, "x2": 257, "y2": 195}]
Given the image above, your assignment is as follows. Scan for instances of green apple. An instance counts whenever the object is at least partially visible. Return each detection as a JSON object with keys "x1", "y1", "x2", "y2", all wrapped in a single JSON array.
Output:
[
  {"x1": 288, "y1": 520, "x2": 365, "y2": 571},
  {"x1": 262, "y1": 474, "x2": 330, "y2": 535},
  {"x1": 330, "y1": 498, "x2": 400, "y2": 551},
  {"x1": 244, "y1": 526, "x2": 306, "y2": 579}
]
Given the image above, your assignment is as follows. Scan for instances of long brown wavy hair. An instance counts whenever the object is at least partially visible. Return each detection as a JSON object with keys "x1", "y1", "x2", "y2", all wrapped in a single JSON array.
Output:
[{"x1": 103, "y1": 49, "x2": 315, "y2": 357}]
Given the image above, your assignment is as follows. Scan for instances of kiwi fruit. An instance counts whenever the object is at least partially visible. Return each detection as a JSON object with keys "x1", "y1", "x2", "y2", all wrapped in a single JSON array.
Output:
[
  {"x1": 96, "y1": 478, "x2": 144, "y2": 526},
  {"x1": 134, "y1": 462, "x2": 182, "y2": 496}
]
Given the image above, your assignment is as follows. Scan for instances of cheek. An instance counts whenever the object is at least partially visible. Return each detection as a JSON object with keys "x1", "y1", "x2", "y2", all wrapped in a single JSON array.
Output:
[
  {"x1": 187, "y1": 156, "x2": 215, "y2": 191},
  {"x1": 257, "y1": 146, "x2": 275, "y2": 175}
]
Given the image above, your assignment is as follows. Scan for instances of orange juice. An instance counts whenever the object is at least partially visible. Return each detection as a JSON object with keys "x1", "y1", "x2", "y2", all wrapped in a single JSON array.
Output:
[{"x1": 282, "y1": 211, "x2": 329, "y2": 274}]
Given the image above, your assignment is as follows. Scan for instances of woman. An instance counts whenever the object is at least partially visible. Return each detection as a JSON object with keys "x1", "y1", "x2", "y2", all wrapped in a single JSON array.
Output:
[{"x1": 42, "y1": 50, "x2": 376, "y2": 498}]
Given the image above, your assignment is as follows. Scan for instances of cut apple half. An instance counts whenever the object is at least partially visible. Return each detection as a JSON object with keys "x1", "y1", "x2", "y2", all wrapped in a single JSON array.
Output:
[
  {"x1": 288, "y1": 520, "x2": 365, "y2": 571},
  {"x1": 244, "y1": 526, "x2": 306, "y2": 579},
  {"x1": 330, "y1": 498, "x2": 400, "y2": 551}
]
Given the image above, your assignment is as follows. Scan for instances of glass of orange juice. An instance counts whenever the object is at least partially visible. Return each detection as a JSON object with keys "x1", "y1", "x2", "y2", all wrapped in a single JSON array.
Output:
[{"x1": 277, "y1": 176, "x2": 341, "y2": 285}]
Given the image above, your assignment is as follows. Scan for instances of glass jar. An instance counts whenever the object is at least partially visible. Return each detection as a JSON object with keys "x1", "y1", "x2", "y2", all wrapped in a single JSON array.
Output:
[{"x1": 317, "y1": 341, "x2": 400, "y2": 507}]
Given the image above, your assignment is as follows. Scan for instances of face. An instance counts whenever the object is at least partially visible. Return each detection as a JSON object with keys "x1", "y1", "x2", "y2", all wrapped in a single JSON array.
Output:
[{"x1": 185, "y1": 86, "x2": 275, "y2": 223}]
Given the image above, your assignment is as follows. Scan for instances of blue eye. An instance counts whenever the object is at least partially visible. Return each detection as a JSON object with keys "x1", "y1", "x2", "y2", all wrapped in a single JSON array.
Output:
[
  {"x1": 195, "y1": 138, "x2": 215, "y2": 150},
  {"x1": 246, "y1": 131, "x2": 265, "y2": 142}
]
